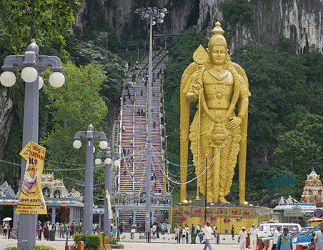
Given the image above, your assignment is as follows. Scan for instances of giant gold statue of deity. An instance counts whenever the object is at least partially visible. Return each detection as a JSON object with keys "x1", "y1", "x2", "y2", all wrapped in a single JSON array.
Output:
[{"x1": 180, "y1": 22, "x2": 250, "y2": 206}]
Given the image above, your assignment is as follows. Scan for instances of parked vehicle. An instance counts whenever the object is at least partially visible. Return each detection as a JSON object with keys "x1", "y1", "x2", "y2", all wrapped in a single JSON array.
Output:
[
  {"x1": 292, "y1": 225, "x2": 320, "y2": 249},
  {"x1": 258, "y1": 223, "x2": 302, "y2": 238}
]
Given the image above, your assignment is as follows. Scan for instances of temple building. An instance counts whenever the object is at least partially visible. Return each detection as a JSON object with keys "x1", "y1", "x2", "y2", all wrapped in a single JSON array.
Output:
[
  {"x1": 0, "y1": 173, "x2": 84, "y2": 229},
  {"x1": 300, "y1": 169, "x2": 323, "y2": 203}
]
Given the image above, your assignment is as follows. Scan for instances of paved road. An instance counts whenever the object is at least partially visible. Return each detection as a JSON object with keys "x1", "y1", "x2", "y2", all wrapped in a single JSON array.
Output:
[
  {"x1": 0, "y1": 239, "x2": 241, "y2": 250},
  {"x1": 0, "y1": 233, "x2": 243, "y2": 250}
]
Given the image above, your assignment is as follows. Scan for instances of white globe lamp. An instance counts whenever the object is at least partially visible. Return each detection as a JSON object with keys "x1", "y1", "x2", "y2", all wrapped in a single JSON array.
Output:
[
  {"x1": 49, "y1": 72, "x2": 65, "y2": 88},
  {"x1": 38, "y1": 76, "x2": 44, "y2": 90},
  {"x1": 73, "y1": 140, "x2": 82, "y2": 149},
  {"x1": 21, "y1": 67, "x2": 38, "y2": 83},
  {"x1": 95, "y1": 158, "x2": 102, "y2": 165},
  {"x1": 0, "y1": 71, "x2": 16, "y2": 87},
  {"x1": 99, "y1": 140, "x2": 108, "y2": 150},
  {"x1": 104, "y1": 158, "x2": 112, "y2": 165}
]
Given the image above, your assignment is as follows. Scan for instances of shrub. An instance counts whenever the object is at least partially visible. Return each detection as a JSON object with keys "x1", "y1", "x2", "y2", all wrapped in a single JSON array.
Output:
[
  {"x1": 86, "y1": 234, "x2": 102, "y2": 249},
  {"x1": 74, "y1": 233, "x2": 86, "y2": 244},
  {"x1": 34, "y1": 246, "x2": 56, "y2": 250}
]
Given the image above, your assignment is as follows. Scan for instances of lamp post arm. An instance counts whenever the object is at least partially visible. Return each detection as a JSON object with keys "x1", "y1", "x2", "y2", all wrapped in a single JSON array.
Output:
[
  {"x1": 74, "y1": 131, "x2": 86, "y2": 140},
  {"x1": 38, "y1": 55, "x2": 64, "y2": 73},
  {"x1": 2, "y1": 55, "x2": 24, "y2": 71},
  {"x1": 94, "y1": 131, "x2": 107, "y2": 141},
  {"x1": 96, "y1": 151, "x2": 104, "y2": 158}
]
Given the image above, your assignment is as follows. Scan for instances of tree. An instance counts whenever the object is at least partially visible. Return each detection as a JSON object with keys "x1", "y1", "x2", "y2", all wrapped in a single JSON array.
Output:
[
  {"x1": 274, "y1": 113, "x2": 323, "y2": 197},
  {"x1": 0, "y1": 0, "x2": 80, "y2": 55},
  {"x1": 40, "y1": 62, "x2": 108, "y2": 190}
]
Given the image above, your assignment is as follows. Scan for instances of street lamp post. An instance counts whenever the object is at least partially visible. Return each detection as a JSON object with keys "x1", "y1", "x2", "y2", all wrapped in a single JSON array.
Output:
[
  {"x1": 0, "y1": 39, "x2": 65, "y2": 249},
  {"x1": 73, "y1": 124, "x2": 108, "y2": 236},
  {"x1": 95, "y1": 147, "x2": 119, "y2": 240},
  {"x1": 135, "y1": 6, "x2": 168, "y2": 243}
]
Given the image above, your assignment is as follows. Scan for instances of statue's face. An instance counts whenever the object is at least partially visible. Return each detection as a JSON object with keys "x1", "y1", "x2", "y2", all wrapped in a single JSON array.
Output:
[{"x1": 210, "y1": 45, "x2": 226, "y2": 65}]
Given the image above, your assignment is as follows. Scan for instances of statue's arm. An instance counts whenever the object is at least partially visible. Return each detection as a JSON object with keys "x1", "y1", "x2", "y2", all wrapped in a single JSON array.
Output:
[
  {"x1": 184, "y1": 71, "x2": 199, "y2": 102},
  {"x1": 237, "y1": 76, "x2": 251, "y2": 120},
  {"x1": 227, "y1": 75, "x2": 250, "y2": 129}
]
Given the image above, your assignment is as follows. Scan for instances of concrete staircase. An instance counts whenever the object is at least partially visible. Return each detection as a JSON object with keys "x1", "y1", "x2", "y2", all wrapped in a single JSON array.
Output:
[{"x1": 117, "y1": 50, "x2": 168, "y2": 227}]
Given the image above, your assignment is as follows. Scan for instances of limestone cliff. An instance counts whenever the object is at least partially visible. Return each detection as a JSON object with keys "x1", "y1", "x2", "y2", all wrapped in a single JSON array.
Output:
[
  {"x1": 75, "y1": 0, "x2": 323, "y2": 53},
  {"x1": 0, "y1": 87, "x2": 13, "y2": 159},
  {"x1": 198, "y1": 0, "x2": 323, "y2": 53}
]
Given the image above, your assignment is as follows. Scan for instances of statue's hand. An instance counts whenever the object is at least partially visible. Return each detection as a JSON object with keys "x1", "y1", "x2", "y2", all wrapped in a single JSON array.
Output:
[
  {"x1": 193, "y1": 81, "x2": 203, "y2": 96},
  {"x1": 227, "y1": 117, "x2": 242, "y2": 129}
]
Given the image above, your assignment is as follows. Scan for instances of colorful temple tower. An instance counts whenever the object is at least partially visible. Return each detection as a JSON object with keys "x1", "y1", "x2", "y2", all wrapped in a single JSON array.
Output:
[{"x1": 300, "y1": 169, "x2": 323, "y2": 203}]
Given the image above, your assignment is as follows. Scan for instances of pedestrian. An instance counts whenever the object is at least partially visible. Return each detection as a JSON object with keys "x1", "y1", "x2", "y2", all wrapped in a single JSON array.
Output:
[
  {"x1": 308, "y1": 238, "x2": 315, "y2": 250},
  {"x1": 238, "y1": 227, "x2": 247, "y2": 250},
  {"x1": 156, "y1": 223, "x2": 160, "y2": 238},
  {"x1": 191, "y1": 224, "x2": 196, "y2": 244},
  {"x1": 315, "y1": 224, "x2": 323, "y2": 250},
  {"x1": 272, "y1": 226, "x2": 281, "y2": 250},
  {"x1": 249, "y1": 224, "x2": 259, "y2": 250},
  {"x1": 231, "y1": 225, "x2": 235, "y2": 240},
  {"x1": 152, "y1": 223, "x2": 157, "y2": 236},
  {"x1": 153, "y1": 121, "x2": 156, "y2": 128},
  {"x1": 119, "y1": 223, "x2": 124, "y2": 234},
  {"x1": 141, "y1": 89, "x2": 143, "y2": 96},
  {"x1": 277, "y1": 228, "x2": 292, "y2": 250},
  {"x1": 56, "y1": 221, "x2": 59, "y2": 232},
  {"x1": 37, "y1": 222, "x2": 42, "y2": 240},
  {"x1": 70, "y1": 222, "x2": 75, "y2": 238},
  {"x1": 130, "y1": 224, "x2": 136, "y2": 239},
  {"x1": 174, "y1": 225, "x2": 180, "y2": 244},
  {"x1": 3, "y1": 222, "x2": 8, "y2": 239},
  {"x1": 64, "y1": 223, "x2": 68, "y2": 236},
  {"x1": 59, "y1": 223, "x2": 64, "y2": 238},
  {"x1": 43, "y1": 223, "x2": 49, "y2": 240},
  {"x1": 185, "y1": 224, "x2": 189, "y2": 244},
  {"x1": 167, "y1": 223, "x2": 171, "y2": 234},
  {"x1": 202, "y1": 222, "x2": 213, "y2": 250},
  {"x1": 197, "y1": 225, "x2": 203, "y2": 243}
]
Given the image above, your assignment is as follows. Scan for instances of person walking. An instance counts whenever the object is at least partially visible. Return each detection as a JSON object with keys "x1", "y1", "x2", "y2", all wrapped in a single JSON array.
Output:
[
  {"x1": 186, "y1": 224, "x2": 190, "y2": 244},
  {"x1": 315, "y1": 224, "x2": 323, "y2": 250},
  {"x1": 272, "y1": 226, "x2": 281, "y2": 250},
  {"x1": 249, "y1": 224, "x2": 259, "y2": 250},
  {"x1": 197, "y1": 225, "x2": 203, "y2": 243},
  {"x1": 276, "y1": 228, "x2": 292, "y2": 250},
  {"x1": 59, "y1": 223, "x2": 64, "y2": 238},
  {"x1": 202, "y1": 222, "x2": 213, "y2": 250},
  {"x1": 37, "y1": 222, "x2": 42, "y2": 240},
  {"x1": 174, "y1": 225, "x2": 180, "y2": 244},
  {"x1": 70, "y1": 222, "x2": 75, "y2": 238},
  {"x1": 238, "y1": 227, "x2": 247, "y2": 250},
  {"x1": 231, "y1": 225, "x2": 235, "y2": 240},
  {"x1": 191, "y1": 224, "x2": 196, "y2": 244}
]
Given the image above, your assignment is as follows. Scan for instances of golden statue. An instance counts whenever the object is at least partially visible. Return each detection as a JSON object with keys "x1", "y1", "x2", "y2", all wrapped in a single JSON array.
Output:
[{"x1": 180, "y1": 22, "x2": 250, "y2": 206}]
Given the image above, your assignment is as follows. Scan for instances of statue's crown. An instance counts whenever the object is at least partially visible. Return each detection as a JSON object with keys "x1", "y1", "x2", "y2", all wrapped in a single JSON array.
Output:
[{"x1": 208, "y1": 21, "x2": 227, "y2": 49}]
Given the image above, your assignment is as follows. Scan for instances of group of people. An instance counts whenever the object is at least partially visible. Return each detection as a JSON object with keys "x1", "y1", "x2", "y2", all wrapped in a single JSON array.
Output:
[
  {"x1": 36, "y1": 221, "x2": 80, "y2": 241},
  {"x1": 237, "y1": 225, "x2": 291, "y2": 250}
]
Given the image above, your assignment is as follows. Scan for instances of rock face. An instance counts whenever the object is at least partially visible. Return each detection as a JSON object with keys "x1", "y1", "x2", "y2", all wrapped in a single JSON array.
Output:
[
  {"x1": 75, "y1": 0, "x2": 196, "y2": 40},
  {"x1": 0, "y1": 88, "x2": 13, "y2": 159},
  {"x1": 75, "y1": 0, "x2": 323, "y2": 53},
  {"x1": 197, "y1": 0, "x2": 323, "y2": 53}
]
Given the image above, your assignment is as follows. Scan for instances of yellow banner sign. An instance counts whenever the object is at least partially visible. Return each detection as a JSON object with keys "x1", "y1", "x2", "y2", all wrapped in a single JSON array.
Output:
[{"x1": 16, "y1": 141, "x2": 47, "y2": 214}]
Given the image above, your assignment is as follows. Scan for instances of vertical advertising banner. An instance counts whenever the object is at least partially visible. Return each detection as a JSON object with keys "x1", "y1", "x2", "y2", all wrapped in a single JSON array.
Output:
[{"x1": 16, "y1": 141, "x2": 47, "y2": 214}]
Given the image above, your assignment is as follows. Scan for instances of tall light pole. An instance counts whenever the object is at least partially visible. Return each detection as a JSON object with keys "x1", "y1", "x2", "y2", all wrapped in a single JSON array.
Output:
[
  {"x1": 73, "y1": 124, "x2": 108, "y2": 236},
  {"x1": 95, "y1": 147, "x2": 119, "y2": 240},
  {"x1": 135, "y1": 6, "x2": 168, "y2": 243},
  {"x1": 0, "y1": 39, "x2": 65, "y2": 249}
]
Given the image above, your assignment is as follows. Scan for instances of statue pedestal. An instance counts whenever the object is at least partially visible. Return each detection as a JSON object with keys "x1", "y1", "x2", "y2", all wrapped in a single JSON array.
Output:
[{"x1": 170, "y1": 203, "x2": 272, "y2": 234}]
